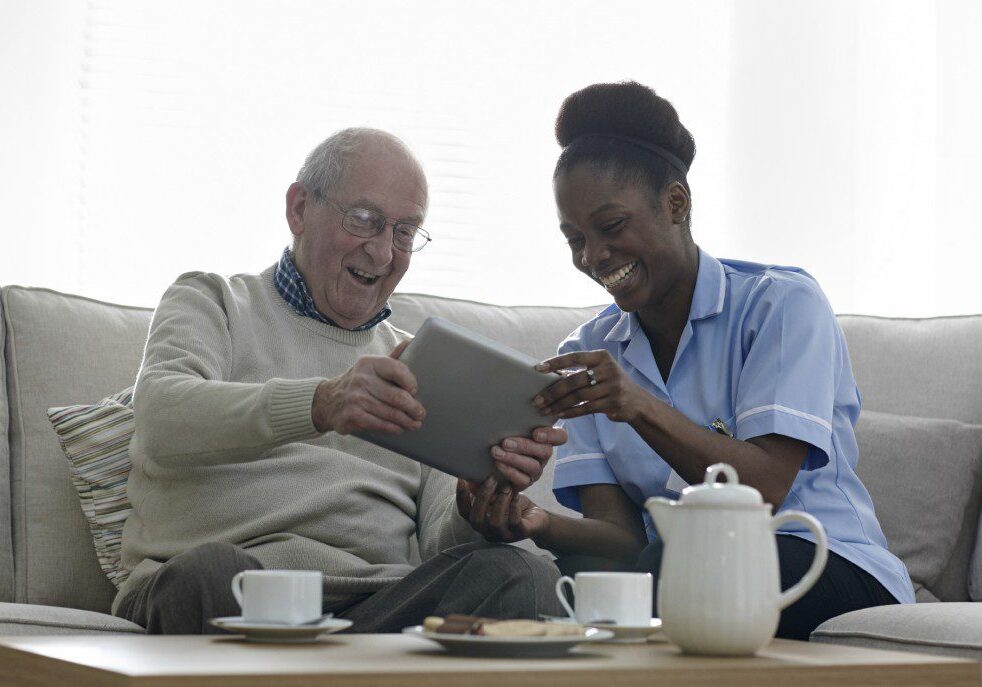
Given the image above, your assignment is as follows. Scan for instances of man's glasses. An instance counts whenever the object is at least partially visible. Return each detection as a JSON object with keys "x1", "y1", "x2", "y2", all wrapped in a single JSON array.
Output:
[{"x1": 313, "y1": 189, "x2": 431, "y2": 253}]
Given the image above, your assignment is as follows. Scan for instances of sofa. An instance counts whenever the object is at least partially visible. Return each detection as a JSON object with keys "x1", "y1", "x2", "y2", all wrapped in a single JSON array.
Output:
[{"x1": 1, "y1": 284, "x2": 981, "y2": 660}]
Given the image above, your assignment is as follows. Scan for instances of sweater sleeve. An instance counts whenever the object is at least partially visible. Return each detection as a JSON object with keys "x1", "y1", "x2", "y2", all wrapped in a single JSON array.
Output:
[
  {"x1": 415, "y1": 466, "x2": 482, "y2": 560},
  {"x1": 132, "y1": 273, "x2": 323, "y2": 468}
]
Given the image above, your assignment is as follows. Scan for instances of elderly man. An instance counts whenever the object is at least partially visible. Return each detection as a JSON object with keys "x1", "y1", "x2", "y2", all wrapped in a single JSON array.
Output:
[{"x1": 112, "y1": 128, "x2": 566, "y2": 634}]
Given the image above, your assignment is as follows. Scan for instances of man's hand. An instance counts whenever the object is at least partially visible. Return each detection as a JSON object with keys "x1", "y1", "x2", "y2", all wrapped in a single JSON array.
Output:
[
  {"x1": 456, "y1": 479, "x2": 550, "y2": 544},
  {"x1": 312, "y1": 341, "x2": 426, "y2": 435},
  {"x1": 491, "y1": 425, "x2": 567, "y2": 490}
]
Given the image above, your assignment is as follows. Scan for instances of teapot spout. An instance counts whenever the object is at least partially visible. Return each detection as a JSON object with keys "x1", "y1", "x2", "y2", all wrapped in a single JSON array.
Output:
[{"x1": 644, "y1": 496, "x2": 678, "y2": 541}]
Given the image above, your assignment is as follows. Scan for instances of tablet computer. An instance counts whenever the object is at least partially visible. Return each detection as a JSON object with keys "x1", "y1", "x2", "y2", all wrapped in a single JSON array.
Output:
[{"x1": 354, "y1": 316, "x2": 560, "y2": 483}]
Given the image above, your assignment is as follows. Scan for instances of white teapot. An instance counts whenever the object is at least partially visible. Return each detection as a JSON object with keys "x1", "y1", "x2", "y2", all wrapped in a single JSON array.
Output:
[{"x1": 645, "y1": 463, "x2": 828, "y2": 655}]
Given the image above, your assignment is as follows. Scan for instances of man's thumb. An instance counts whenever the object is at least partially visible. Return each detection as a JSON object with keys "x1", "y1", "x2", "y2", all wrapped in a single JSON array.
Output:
[{"x1": 389, "y1": 339, "x2": 411, "y2": 359}]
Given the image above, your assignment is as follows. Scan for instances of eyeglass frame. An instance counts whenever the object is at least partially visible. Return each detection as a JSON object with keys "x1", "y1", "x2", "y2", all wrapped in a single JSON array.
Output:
[{"x1": 311, "y1": 188, "x2": 431, "y2": 253}]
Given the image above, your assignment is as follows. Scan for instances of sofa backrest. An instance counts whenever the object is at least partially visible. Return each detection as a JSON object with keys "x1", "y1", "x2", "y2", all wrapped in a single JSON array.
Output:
[
  {"x1": 1, "y1": 286, "x2": 152, "y2": 611},
  {"x1": 1, "y1": 284, "x2": 980, "y2": 613},
  {"x1": 0, "y1": 293, "x2": 10, "y2": 603},
  {"x1": 839, "y1": 315, "x2": 982, "y2": 424}
]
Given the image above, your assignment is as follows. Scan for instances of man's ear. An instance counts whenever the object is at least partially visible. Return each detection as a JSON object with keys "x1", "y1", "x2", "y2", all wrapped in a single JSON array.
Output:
[
  {"x1": 286, "y1": 182, "x2": 307, "y2": 238},
  {"x1": 666, "y1": 181, "x2": 691, "y2": 225}
]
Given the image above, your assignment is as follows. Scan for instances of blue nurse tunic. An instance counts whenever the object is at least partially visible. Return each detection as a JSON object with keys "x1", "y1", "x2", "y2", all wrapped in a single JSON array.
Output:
[{"x1": 552, "y1": 248, "x2": 915, "y2": 605}]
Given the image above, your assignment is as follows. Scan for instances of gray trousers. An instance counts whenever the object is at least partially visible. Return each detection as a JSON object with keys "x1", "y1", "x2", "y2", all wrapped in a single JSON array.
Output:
[{"x1": 115, "y1": 541, "x2": 564, "y2": 634}]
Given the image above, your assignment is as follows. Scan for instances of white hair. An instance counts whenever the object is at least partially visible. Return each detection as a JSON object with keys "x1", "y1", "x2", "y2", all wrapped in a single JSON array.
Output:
[{"x1": 296, "y1": 127, "x2": 424, "y2": 200}]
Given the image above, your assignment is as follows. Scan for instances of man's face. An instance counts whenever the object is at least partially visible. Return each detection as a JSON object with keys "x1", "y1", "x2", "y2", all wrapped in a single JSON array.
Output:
[{"x1": 289, "y1": 140, "x2": 427, "y2": 329}]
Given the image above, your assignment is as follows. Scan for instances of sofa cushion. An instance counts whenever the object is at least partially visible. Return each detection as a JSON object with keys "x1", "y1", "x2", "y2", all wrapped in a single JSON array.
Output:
[
  {"x1": 854, "y1": 411, "x2": 982, "y2": 601},
  {"x1": 811, "y1": 602, "x2": 982, "y2": 661},
  {"x1": 0, "y1": 602, "x2": 143, "y2": 635},
  {"x1": 2, "y1": 286, "x2": 151, "y2": 613},
  {"x1": 47, "y1": 388, "x2": 135, "y2": 588}
]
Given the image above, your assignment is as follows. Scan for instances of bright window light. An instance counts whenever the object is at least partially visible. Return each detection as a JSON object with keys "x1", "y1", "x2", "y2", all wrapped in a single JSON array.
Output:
[{"x1": 1, "y1": 0, "x2": 980, "y2": 316}]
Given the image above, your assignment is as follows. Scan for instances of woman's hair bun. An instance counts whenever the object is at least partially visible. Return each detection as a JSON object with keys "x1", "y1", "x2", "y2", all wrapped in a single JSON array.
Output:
[{"x1": 555, "y1": 81, "x2": 695, "y2": 169}]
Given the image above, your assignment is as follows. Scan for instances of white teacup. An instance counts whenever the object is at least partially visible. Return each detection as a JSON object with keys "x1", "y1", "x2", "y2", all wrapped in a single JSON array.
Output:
[
  {"x1": 555, "y1": 572, "x2": 653, "y2": 627},
  {"x1": 230, "y1": 570, "x2": 323, "y2": 625}
]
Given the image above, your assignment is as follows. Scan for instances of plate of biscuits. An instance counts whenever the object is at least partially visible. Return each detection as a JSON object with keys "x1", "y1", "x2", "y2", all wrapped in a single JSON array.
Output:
[{"x1": 403, "y1": 614, "x2": 614, "y2": 657}]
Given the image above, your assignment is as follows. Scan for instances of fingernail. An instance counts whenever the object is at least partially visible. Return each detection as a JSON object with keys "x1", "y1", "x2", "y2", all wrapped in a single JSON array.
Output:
[
  {"x1": 484, "y1": 477, "x2": 496, "y2": 489},
  {"x1": 502, "y1": 486, "x2": 512, "y2": 495},
  {"x1": 533, "y1": 396, "x2": 544, "y2": 407},
  {"x1": 491, "y1": 446, "x2": 503, "y2": 458},
  {"x1": 534, "y1": 430, "x2": 545, "y2": 442},
  {"x1": 503, "y1": 439, "x2": 516, "y2": 450},
  {"x1": 535, "y1": 362, "x2": 549, "y2": 372}
]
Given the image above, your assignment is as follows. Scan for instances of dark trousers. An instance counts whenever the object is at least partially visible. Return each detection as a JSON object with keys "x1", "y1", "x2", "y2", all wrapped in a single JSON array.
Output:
[
  {"x1": 634, "y1": 534, "x2": 900, "y2": 640},
  {"x1": 115, "y1": 541, "x2": 564, "y2": 634}
]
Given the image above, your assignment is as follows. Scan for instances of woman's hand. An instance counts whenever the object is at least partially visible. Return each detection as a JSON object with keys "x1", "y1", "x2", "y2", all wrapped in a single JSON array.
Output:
[
  {"x1": 533, "y1": 350, "x2": 649, "y2": 423},
  {"x1": 455, "y1": 479, "x2": 550, "y2": 544},
  {"x1": 490, "y1": 426, "x2": 568, "y2": 490}
]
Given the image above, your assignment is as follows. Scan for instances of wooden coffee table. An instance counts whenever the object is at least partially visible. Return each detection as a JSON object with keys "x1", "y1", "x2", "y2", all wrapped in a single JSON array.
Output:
[{"x1": 0, "y1": 633, "x2": 977, "y2": 687}]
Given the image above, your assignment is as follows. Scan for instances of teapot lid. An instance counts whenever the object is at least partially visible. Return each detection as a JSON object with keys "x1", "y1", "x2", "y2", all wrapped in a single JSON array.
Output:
[{"x1": 679, "y1": 463, "x2": 763, "y2": 506}]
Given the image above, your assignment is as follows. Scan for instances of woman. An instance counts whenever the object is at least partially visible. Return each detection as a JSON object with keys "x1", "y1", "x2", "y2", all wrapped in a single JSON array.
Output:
[{"x1": 460, "y1": 81, "x2": 913, "y2": 640}]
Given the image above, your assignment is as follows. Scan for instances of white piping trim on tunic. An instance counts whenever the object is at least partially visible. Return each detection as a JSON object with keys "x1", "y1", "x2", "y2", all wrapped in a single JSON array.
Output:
[
  {"x1": 715, "y1": 260, "x2": 726, "y2": 313},
  {"x1": 736, "y1": 404, "x2": 832, "y2": 433},
  {"x1": 555, "y1": 452, "x2": 606, "y2": 465}
]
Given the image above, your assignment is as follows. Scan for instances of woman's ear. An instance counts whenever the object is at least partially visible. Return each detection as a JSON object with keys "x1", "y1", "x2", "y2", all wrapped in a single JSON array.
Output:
[{"x1": 666, "y1": 181, "x2": 691, "y2": 225}]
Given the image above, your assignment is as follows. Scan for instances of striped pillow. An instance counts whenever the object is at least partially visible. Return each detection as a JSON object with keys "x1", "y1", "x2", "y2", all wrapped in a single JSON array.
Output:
[{"x1": 47, "y1": 388, "x2": 134, "y2": 588}]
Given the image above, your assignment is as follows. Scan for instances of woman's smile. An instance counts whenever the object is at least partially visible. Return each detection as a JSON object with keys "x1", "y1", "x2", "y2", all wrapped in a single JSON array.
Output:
[{"x1": 597, "y1": 260, "x2": 640, "y2": 291}]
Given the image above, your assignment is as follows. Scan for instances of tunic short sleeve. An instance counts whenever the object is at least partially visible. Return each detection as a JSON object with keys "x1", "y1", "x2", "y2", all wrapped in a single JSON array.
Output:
[{"x1": 733, "y1": 278, "x2": 844, "y2": 470}]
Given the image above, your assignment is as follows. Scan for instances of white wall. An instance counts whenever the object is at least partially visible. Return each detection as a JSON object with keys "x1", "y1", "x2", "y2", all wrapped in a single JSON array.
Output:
[{"x1": 2, "y1": 0, "x2": 980, "y2": 316}]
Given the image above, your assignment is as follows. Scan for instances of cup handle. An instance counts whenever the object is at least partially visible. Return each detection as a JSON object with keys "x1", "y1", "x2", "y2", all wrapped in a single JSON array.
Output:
[
  {"x1": 771, "y1": 510, "x2": 829, "y2": 610},
  {"x1": 231, "y1": 571, "x2": 245, "y2": 609},
  {"x1": 554, "y1": 576, "x2": 576, "y2": 620}
]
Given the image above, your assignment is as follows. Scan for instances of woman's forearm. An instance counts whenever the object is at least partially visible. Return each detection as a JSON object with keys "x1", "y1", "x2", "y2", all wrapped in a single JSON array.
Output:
[
  {"x1": 531, "y1": 511, "x2": 646, "y2": 563},
  {"x1": 629, "y1": 397, "x2": 800, "y2": 508}
]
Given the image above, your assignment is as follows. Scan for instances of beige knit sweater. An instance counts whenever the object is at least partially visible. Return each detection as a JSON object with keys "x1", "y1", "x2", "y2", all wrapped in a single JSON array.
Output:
[{"x1": 113, "y1": 266, "x2": 478, "y2": 613}]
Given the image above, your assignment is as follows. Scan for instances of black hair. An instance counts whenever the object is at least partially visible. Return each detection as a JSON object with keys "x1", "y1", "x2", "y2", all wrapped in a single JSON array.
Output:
[{"x1": 554, "y1": 81, "x2": 696, "y2": 202}]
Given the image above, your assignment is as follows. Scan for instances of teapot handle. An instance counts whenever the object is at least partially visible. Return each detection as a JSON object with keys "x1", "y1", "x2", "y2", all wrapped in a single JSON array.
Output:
[{"x1": 771, "y1": 510, "x2": 829, "y2": 610}]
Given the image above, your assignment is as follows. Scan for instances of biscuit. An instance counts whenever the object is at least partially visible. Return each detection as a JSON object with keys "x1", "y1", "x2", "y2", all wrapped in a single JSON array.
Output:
[
  {"x1": 438, "y1": 614, "x2": 490, "y2": 634},
  {"x1": 544, "y1": 622, "x2": 585, "y2": 636},
  {"x1": 423, "y1": 616, "x2": 445, "y2": 633},
  {"x1": 480, "y1": 620, "x2": 548, "y2": 637}
]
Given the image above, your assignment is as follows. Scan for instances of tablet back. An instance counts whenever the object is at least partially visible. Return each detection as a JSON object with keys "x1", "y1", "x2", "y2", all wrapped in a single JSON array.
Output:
[{"x1": 354, "y1": 317, "x2": 558, "y2": 483}]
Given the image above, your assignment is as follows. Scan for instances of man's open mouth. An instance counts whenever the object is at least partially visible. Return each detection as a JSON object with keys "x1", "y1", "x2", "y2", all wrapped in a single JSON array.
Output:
[{"x1": 347, "y1": 267, "x2": 380, "y2": 285}]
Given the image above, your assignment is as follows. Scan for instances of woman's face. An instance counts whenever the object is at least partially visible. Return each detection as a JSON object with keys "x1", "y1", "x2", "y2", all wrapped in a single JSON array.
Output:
[{"x1": 554, "y1": 163, "x2": 691, "y2": 314}]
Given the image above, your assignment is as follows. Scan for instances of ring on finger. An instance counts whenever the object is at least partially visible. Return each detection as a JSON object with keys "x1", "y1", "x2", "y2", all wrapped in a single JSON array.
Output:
[{"x1": 586, "y1": 368, "x2": 598, "y2": 386}]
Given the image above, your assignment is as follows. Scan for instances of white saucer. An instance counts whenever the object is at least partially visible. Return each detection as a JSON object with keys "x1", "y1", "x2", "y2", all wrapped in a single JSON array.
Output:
[
  {"x1": 588, "y1": 618, "x2": 664, "y2": 643},
  {"x1": 402, "y1": 625, "x2": 614, "y2": 658},
  {"x1": 209, "y1": 616, "x2": 352, "y2": 643}
]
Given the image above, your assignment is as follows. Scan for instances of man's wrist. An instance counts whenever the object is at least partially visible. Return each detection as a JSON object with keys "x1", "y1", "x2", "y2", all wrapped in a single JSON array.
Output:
[{"x1": 311, "y1": 379, "x2": 336, "y2": 433}]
